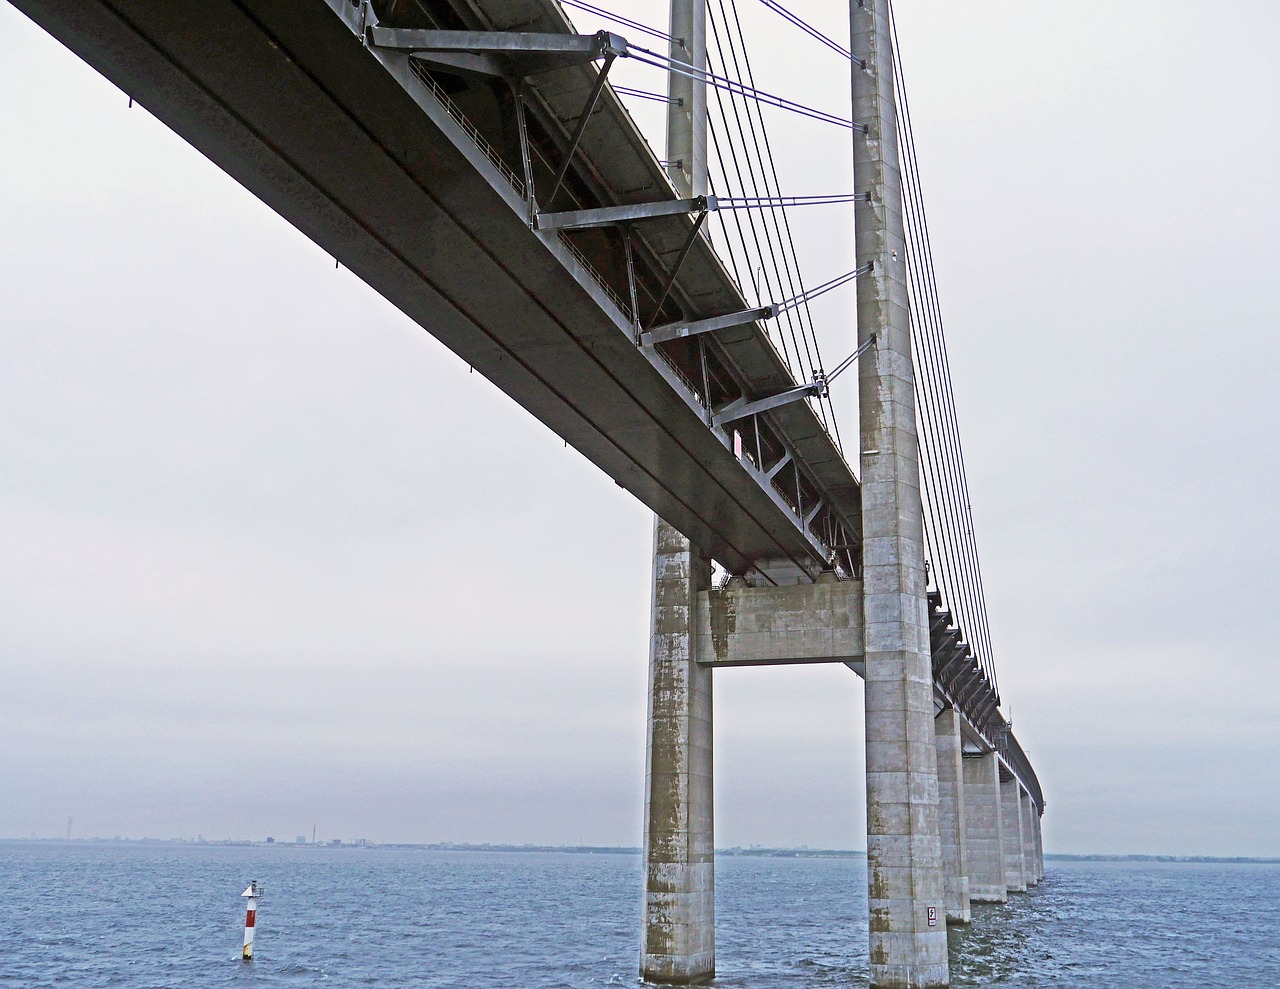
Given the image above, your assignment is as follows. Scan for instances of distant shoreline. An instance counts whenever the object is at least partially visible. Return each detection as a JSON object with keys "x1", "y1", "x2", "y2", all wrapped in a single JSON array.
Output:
[{"x1": 2, "y1": 837, "x2": 1278, "y2": 864}]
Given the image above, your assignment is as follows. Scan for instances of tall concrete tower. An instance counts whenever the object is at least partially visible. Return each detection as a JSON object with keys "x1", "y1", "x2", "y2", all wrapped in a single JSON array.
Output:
[
  {"x1": 851, "y1": 1, "x2": 950, "y2": 985},
  {"x1": 639, "y1": 3, "x2": 714, "y2": 984}
]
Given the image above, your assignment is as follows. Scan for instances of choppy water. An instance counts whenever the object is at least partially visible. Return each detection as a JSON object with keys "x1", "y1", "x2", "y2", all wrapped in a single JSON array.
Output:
[{"x1": 1, "y1": 842, "x2": 1277, "y2": 987}]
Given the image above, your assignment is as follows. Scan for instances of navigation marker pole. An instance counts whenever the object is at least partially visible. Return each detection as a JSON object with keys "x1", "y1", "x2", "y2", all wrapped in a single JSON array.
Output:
[{"x1": 241, "y1": 881, "x2": 260, "y2": 961}]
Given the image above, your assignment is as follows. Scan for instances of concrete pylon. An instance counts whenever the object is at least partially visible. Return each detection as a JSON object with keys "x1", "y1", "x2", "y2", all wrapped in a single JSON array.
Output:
[
  {"x1": 665, "y1": 0, "x2": 707, "y2": 199},
  {"x1": 999, "y1": 774, "x2": 1027, "y2": 894},
  {"x1": 961, "y1": 752, "x2": 1006, "y2": 903},
  {"x1": 642, "y1": 5, "x2": 713, "y2": 983},
  {"x1": 934, "y1": 709, "x2": 970, "y2": 924},
  {"x1": 641, "y1": 518, "x2": 715, "y2": 984},
  {"x1": 851, "y1": 2, "x2": 949, "y2": 985}
]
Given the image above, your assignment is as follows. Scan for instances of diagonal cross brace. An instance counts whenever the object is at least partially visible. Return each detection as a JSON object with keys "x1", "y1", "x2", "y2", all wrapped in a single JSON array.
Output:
[
  {"x1": 644, "y1": 210, "x2": 710, "y2": 331},
  {"x1": 546, "y1": 53, "x2": 618, "y2": 206}
]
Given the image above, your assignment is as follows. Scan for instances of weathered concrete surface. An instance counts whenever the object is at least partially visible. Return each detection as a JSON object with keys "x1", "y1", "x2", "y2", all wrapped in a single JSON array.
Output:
[
  {"x1": 694, "y1": 580, "x2": 864, "y2": 667},
  {"x1": 1000, "y1": 775, "x2": 1027, "y2": 894},
  {"x1": 961, "y1": 753, "x2": 1006, "y2": 903},
  {"x1": 665, "y1": 0, "x2": 707, "y2": 200},
  {"x1": 934, "y1": 709, "x2": 971, "y2": 924},
  {"x1": 1020, "y1": 790, "x2": 1038, "y2": 888},
  {"x1": 1032, "y1": 808, "x2": 1045, "y2": 883},
  {"x1": 853, "y1": 2, "x2": 949, "y2": 984},
  {"x1": 641, "y1": 518, "x2": 714, "y2": 984}
]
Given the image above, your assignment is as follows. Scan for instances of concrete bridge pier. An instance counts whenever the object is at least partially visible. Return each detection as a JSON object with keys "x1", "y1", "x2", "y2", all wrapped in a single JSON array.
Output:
[
  {"x1": 640, "y1": 518, "x2": 715, "y2": 984},
  {"x1": 1020, "y1": 790, "x2": 1038, "y2": 888},
  {"x1": 934, "y1": 708, "x2": 971, "y2": 924},
  {"x1": 1032, "y1": 807, "x2": 1045, "y2": 883},
  {"x1": 999, "y1": 774, "x2": 1028, "y2": 894},
  {"x1": 853, "y1": 1, "x2": 950, "y2": 984},
  {"x1": 961, "y1": 752, "x2": 1007, "y2": 903},
  {"x1": 641, "y1": 2, "x2": 715, "y2": 980}
]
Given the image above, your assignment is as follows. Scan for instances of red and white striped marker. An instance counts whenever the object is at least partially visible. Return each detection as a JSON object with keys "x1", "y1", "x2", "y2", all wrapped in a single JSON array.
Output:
[{"x1": 241, "y1": 881, "x2": 260, "y2": 961}]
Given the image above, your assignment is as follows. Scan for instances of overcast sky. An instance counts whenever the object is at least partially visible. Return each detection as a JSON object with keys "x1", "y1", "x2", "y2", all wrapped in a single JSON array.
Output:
[{"x1": 2, "y1": 1, "x2": 1278, "y2": 856}]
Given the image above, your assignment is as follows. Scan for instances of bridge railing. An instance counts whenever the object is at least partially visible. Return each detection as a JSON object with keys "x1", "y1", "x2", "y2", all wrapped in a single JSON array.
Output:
[{"x1": 999, "y1": 728, "x2": 1044, "y2": 812}]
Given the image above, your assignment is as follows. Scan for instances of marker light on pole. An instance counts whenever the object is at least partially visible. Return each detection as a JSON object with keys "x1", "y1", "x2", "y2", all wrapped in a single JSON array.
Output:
[{"x1": 241, "y1": 881, "x2": 260, "y2": 961}]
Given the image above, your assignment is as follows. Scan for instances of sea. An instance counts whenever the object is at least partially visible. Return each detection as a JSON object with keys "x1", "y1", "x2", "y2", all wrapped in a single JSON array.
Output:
[{"x1": 1, "y1": 842, "x2": 1277, "y2": 987}]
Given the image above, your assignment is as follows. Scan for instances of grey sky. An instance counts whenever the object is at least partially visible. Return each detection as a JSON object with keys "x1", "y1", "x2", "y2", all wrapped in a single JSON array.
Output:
[{"x1": 1, "y1": 1, "x2": 1277, "y2": 856}]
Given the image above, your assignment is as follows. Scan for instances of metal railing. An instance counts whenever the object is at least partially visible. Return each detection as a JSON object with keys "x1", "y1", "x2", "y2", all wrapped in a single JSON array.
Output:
[{"x1": 409, "y1": 60, "x2": 525, "y2": 195}]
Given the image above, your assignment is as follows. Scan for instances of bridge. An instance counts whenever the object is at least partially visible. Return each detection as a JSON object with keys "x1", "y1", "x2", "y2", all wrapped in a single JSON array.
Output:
[{"x1": 9, "y1": 0, "x2": 1046, "y2": 985}]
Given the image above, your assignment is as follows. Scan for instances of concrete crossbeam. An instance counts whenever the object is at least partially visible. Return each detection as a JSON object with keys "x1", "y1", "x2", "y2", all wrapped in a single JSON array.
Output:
[
  {"x1": 961, "y1": 752, "x2": 1006, "y2": 903},
  {"x1": 693, "y1": 579, "x2": 864, "y2": 667},
  {"x1": 642, "y1": 518, "x2": 715, "y2": 984}
]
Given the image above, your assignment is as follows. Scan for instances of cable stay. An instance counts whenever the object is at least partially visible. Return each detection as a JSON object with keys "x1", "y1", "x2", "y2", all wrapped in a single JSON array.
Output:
[
  {"x1": 885, "y1": 0, "x2": 1000, "y2": 696},
  {"x1": 718, "y1": 192, "x2": 870, "y2": 209},
  {"x1": 823, "y1": 334, "x2": 876, "y2": 384},
  {"x1": 710, "y1": 330, "x2": 874, "y2": 427},
  {"x1": 627, "y1": 44, "x2": 862, "y2": 130},
  {"x1": 612, "y1": 85, "x2": 680, "y2": 104},
  {"x1": 559, "y1": 0, "x2": 680, "y2": 46},
  {"x1": 773, "y1": 262, "x2": 872, "y2": 313},
  {"x1": 702, "y1": 0, "x2": 843, "y2": 447},
  {"x1": 756, "y1": 0, "x2": 859, "y2": 64},
  {"x1": 641, "y1": 263, "x2": 871, "y2": 346}
]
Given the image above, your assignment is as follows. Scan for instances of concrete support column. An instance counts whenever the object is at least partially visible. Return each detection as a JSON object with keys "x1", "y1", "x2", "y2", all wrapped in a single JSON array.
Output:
[
  {"x1": 961, "y1": 752, "x2": 1006, "y2": 903},
  {"x1": 934, "y1": 709, "x2": 970, "y2": 924},
  {"x1": 852, "y1": 3, "x2": 948, "y2": 984},
  {"x1": 1020, "y1": 790, "x2": 1038, "y2": 888},
  {"x1": 641, "y1": 518, "x2": 714, "y2": 984},
  {"x1": 999, "y1": 774, "x2": 1027, "y2": 894},
  {"x1": 646, "y1": 5, "x2": 712, "y2": 979},
  {"x1": 1033, "y1": 809, "x2": 1045, "y2": 883}
]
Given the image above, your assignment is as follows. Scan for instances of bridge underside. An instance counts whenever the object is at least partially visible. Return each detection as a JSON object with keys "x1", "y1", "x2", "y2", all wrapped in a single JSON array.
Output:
[{"x1": 14, "y1": 0, "x2": 863, "y2": 582}]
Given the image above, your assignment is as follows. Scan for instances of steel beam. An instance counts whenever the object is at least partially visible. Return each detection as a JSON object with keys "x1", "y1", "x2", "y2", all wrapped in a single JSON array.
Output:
[
  {"x1": 367, "y1": 27, "x2": 626, "y2": 76},
  {"x1": 641, "y1": 305, "x2": 775, "y2": 346},
  {"x1": 713, "y1": 383, "x2": 822, "y2": 427},
  {"x1": 536, "y1": 195, "x2": 716, "y2": 231}
]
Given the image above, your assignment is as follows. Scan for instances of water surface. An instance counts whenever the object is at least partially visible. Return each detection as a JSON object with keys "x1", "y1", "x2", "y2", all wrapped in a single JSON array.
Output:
[{"x1": 1, "y1": 842, "x2": 1276, "y2": 987}]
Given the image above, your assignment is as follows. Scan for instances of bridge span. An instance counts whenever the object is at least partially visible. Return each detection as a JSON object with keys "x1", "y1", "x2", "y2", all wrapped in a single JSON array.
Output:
[{"x1": 9, "y1": 0, "x2": 1046, "y2": 985}]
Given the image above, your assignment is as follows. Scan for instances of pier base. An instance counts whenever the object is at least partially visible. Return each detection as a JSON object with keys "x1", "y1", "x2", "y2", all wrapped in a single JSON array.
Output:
[{"x1": 640, "y1": 517, "x2": 714, "y2": 984}]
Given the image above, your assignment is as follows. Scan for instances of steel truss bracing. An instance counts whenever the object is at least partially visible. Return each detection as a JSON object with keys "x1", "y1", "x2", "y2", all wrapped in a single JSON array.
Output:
[{"x1": 356, "y1": 0, "x2": 864, "y2": 583}]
